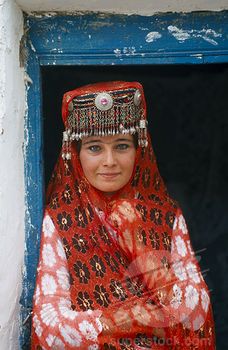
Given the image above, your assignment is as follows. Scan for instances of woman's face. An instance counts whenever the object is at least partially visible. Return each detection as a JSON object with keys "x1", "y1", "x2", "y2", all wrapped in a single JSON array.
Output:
[{"x1": 79, "y1": 134, "x2": 136, "y2": 194}]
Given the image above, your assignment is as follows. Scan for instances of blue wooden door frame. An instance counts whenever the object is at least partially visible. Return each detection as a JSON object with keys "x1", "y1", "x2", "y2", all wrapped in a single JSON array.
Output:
[{"x1": 20, "y1": 10, "x2": 228, "y2": 348}]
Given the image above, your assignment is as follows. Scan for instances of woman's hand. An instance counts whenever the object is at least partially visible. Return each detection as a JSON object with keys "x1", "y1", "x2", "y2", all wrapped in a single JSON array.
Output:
[
  {"x1": 100, "y1": 310, "x2": 132, "y2": 335},
  {"x1": 99, "y1": 315, "x2": 114, "y2": 335}
]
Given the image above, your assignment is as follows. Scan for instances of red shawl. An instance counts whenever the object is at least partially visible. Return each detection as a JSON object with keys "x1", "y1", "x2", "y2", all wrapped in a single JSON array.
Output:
[{"x1": 31, "y1": 81, "x2": 215, "y2": 350}]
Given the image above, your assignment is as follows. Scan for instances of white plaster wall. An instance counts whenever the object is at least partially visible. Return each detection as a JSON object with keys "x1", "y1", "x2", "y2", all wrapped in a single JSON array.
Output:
[
  {"x1": 0, "y1": 0, "x2": 25, "y2": 349},
  {"x1": 16, "y1": 0, "x2": 228, "y2": 14}
]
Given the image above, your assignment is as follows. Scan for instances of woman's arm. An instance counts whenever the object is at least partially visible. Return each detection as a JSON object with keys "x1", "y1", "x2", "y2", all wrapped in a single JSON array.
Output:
[{"x1": 32, "y1": 211, "x2": 102, "y2": 350}]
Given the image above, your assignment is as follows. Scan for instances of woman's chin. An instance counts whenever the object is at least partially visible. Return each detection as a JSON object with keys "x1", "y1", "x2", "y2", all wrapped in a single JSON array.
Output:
[{"x1": 94, "y1": 182, "x2": 125, "y2": 194}]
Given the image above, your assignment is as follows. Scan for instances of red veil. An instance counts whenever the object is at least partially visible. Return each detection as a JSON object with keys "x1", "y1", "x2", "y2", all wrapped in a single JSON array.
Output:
[{"x1": 31, "y1": 81, "x2": 215, "y2": 350}]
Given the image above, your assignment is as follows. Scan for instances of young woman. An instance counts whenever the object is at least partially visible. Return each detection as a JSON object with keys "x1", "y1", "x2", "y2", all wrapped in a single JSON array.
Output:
[{"x1": 31, "y1": 81, "x2": 215, "y2": 349}]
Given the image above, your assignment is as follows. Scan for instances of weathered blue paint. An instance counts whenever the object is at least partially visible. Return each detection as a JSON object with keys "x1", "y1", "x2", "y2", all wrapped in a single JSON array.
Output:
[
  {"x1": 20, "y1": 41, "x2": 44, "y2": 349},
  {"x1": 21, "y1": 10, "x2": 228, "y2": 348},
  {"x1": 27, "y1": 11, "x2": 228, "y2": 65}
]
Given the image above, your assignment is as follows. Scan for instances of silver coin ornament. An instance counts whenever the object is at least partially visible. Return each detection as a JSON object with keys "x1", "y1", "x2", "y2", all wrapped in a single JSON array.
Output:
[
  {"x1": 94, "y1": 93, "x2": 113, "y2": 111},
  {"x1": 68, "y1": 101, "x2": 74, "y2": 112},
  {"x1": 134, "y1": 89, "x2": 142, "y2": 106}
]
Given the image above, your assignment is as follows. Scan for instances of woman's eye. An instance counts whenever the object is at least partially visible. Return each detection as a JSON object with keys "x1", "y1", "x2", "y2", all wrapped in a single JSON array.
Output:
[
  {"x1": 116, "y1": 143, "x2": 130, "y2": 150},
  {"x1": 88, "y1": 145, "x2": 101, "y2": 152}
]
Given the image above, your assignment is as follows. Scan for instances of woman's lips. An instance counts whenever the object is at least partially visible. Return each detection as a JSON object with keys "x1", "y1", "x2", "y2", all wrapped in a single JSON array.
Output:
[{"x1": 98, "y1": 173, "x2": 120, "y2": 179}]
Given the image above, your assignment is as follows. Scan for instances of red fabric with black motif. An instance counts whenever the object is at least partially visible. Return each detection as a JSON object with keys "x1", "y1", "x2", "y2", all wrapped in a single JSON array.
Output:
[{"x1": 31, "y1": 81, "x2": 215, "y2": 350}]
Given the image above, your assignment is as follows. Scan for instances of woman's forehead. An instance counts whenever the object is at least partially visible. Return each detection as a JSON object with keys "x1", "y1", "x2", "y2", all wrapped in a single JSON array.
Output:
[{"x1": 81, "y1": 134, "x2": 134, "y2": 144}]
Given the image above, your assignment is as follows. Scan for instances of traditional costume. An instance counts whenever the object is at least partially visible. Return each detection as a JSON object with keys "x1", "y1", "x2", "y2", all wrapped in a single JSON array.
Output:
[{"x1": 31, "y1": 81, "x2": 215, "y2": 349}]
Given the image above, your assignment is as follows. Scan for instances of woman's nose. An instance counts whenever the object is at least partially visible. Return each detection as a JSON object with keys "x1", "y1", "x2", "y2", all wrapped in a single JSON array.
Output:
[{"x1": 103, "y1": 149, "x2": 117, "y2": 166}]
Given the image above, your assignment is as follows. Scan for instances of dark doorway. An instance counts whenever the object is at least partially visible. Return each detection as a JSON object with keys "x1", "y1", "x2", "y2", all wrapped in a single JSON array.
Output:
[{"x1": 42, "y1": 64, "x2": 228, "y2": 349}]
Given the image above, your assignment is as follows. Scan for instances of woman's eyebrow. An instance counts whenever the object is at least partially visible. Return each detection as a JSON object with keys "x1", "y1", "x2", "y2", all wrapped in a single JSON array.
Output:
[
  {"x1": 114, "y1": 138, "x2": 133, "y2": 142},
  {"x1": 82, "y1": 138, "x2": 133, "y2": 145},
  {"x1": 82, "y1": 140, "x2": 101, "y2": 145}
]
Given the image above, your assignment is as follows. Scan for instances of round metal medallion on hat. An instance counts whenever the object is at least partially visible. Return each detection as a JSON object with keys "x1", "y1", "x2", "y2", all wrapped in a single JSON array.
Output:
[
  {"x1": 134, "y1": 89, "x2": 142, "y2": 106},
  {"x1": 95, "y1": 93, "x2": 113, "y2": 111}
]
